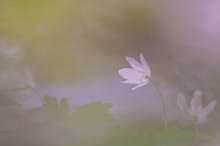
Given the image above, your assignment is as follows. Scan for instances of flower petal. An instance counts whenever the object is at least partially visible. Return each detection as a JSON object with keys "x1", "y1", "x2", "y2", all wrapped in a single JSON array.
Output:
[
  {"x1": 202, "y1": 101, "x2": 216, "y2": 116},
  {"x1": 118, "y1": 68, "x2": 144, "y2": 81},
  {"x1": 121, "y1": 80, "x2": 141, "y2": 84},
  {"x1": 140, "y1": 53, "x2": 151, "y2": 75},
  {"x1": 131, "y1": 82, "x2": 147, "y2": 90},
  {"x1": 176, "y1": 93, "x2": 189, "y2": 115},
  {"x1": 190, "y1": 90, "x2": 202, "y2": 113},
  {"x1": 125, "y1": 56, "x2": 146, "y2": 73},
  {"x1": 25, "y1": 66, "x2": 36, "y2": 89}
]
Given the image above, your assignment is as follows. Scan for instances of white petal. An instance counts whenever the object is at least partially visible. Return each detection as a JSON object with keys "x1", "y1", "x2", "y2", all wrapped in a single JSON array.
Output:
[
  {"x1": 121, "y1": 80, "x2": 141, "y2": 84},
  {"x1": 118, "y1": 68, "x2": 145, "y2": 81},
  {"x1": 192, "y1": 90, "x2": 202, "y2": 99},
  {"x1": 190, "y1": 90, "x2": 202, "y2": 113},
  {"x1": 140, "y1": 53, "x2": 151, "y2": 75},
  {"x1": 25, "y1": 66, "x2": 36, "y2": 89},
  {"x1": 131, "y1": 82, "x2": 147, "y2": 90},
  {"x1": 125, "y1": 56, "x2": 146, "y2": 73},
  {"x1": 176, "y1": 93, "x2": 189, "y2": 115},
  {"x1": 202, "y1": 101, "x2": 216, "y2": 116}
]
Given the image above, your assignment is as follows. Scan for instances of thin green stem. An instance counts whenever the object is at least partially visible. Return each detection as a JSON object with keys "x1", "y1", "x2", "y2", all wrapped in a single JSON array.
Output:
[
  {"x1": 3, "y1": 87, "x2": 45, "y2": 105},
  {"x1": 32, "y1": 88, "x2": 45, "y2": 105},
  {"x1": 192, "y1": 121, "x2": 199, "y2": 146},
  {"x1": 194, "y1": 121, "x2": 199, "y2": 134},
  {"x1": 147, "y1": 77, "x2": 168, "y2": 130}
]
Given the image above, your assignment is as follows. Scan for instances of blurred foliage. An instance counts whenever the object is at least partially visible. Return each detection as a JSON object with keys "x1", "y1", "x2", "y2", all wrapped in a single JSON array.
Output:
[
  {"x1": 0, "y1": 94, "x2": 20, "y2": 106},
  {"x1": 72, "y1": 101, "x2": 115, "y2": 125},
  {"x1": 149, "y1": 128, "x2": 210, "y2": 146},
  {"x1": 98, "y1": 129, "x2": 148, "y2": 146},
  {"x1": 0, "y1": 0, "x2": 156, "y2": 81},
  {"x1": 3, "y1": 97, "x2": 115, "y2": 146},
  {"x1": 99, "y1": 128, "x2": 210, "y2": 146},
  {"x1": 0, "y1": 96, "x2": 215, "y2": 146}
]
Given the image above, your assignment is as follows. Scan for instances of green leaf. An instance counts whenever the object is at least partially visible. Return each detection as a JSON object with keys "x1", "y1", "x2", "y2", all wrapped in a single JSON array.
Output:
[
  {"x1": 151, "y1": 128, "x2": 211, "y2": 146},
  {"x1": 60, "y1": 97, "x2": 69, "y2": 110},
  {"x1": 72, "y1": 101, "x2": 115, "y2": 125},
  {"x1": 0, "y1": 96, "x2": 20, "y2": 106},
  {"x1": 98, "y1": 129, "x2": 148, "y2": 146},
  {"x1": 43, "y1": 96, "x2": 59, "y2": 109}
]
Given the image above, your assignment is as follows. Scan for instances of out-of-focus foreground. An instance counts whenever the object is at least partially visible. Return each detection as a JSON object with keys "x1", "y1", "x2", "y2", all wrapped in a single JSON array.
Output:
[{"x1": 0, "y1": 0, "x2": 220, "y2": 146}]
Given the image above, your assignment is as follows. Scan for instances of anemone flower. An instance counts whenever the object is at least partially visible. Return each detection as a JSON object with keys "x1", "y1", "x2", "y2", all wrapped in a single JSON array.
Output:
[
  {"x1": 177, "y1": 90, "x2": 216, "y2": 125},
  {"x1": 25, "y1": 66, "x2": 36, "y2": 89},
  {"x1": 118, "y1": 53, "x2": 151, "y2": 90},
  {"x1": 25, "y1": 66, "x2": 44, "y2": 103}
]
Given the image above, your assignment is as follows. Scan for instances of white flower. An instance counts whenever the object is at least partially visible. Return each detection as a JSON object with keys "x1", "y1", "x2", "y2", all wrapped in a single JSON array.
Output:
[
  {"x1": 25, "y1": 66, "x2": 36, "y2": 89},
  {"x1": 25, "y1": 66, "x2": 44, "y2": 103},
  {"x1": 118, "y1": 53, "x2": 151, "y2": 90},
  {"x1": 176, "y1": 90, "x2": 216, "y2": 125}
]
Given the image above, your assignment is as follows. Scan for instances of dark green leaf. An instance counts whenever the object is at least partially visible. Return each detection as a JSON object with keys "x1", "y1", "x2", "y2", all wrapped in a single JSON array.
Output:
[
  {"x1": 151, "y1": 128, "x2": 211, "y2": 146},
  {"x1": 60, "y1": 97, "x2": 69, "y2": 110},
  {"x1": 43, "y1": 96, "x2": 59, "y2": 109},
  {"x1": 98, "y1": 129, "x2": 148, "y2": 146},
  {"x1": 72, "y1": 101, "x2": 115, "y2": 125}
]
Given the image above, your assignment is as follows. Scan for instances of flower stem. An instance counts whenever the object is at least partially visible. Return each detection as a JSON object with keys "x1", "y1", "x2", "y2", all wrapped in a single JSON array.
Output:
[
  {"x1": 194, "y1": 121, "x2": 199, "y2": 134},
  {"x1": 32, "y1": 88, "x2": 45, "y2": 105},
  {"x1": 3, "y1": 87, "x2": 45, "y2": 105},
  {"x1": 192, "y1": 121, "x2": 200, "y2": 146},
  {"x1": 148, "y1": 77, "x2": 168, "y2": 130}
]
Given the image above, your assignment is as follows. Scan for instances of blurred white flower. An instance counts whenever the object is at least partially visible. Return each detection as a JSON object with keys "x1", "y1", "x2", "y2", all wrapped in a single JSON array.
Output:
[
  {"x1": 0, "y1": 40, "x2": 24, "y2": 63},
  {"x1": 25, "y1": 66, "x2": 44, "y2": 104},
  {"x1": 118, "y1": 53, "x2": 151, "y2": 90},
  {"x1": 0, "y1": 47, "x2": 23, "y2": 59},
  {"x1": 176, "y1": 90, "x2": 216, "y2": 125},
  {"x1": 25, "y1": 66, "x2": 36, "y2": 89}
]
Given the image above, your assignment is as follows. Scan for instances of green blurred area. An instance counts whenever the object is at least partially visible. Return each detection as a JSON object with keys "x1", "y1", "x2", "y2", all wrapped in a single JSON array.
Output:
[
  {"x1": 0, "y1": 0, "x2": 156, "y2": 81},
  {"x1": 0, "y1": 97, "x2": 209, "y2": 146}
]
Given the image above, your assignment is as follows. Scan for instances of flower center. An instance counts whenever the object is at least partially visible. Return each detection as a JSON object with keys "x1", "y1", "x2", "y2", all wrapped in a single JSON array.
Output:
[{"x1": 140, "y1": 74, "x2": 148, "y2": 82}]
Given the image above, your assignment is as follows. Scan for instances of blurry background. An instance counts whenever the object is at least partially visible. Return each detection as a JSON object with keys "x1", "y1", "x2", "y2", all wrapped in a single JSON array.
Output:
[{"x1": 1, "y1": 0, "x2": 220, "y2": 145}]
